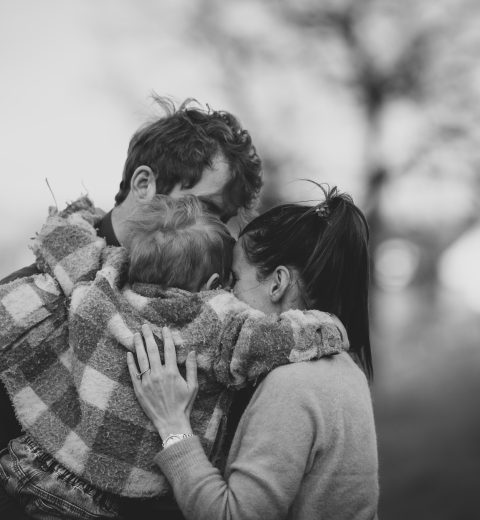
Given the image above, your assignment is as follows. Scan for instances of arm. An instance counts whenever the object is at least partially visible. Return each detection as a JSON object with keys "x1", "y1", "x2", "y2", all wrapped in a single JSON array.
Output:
[
  {"x1": 0, "y1": 273, "x2": 66, "y2": 370},
  {"x1": 129, "y1": 326, "x2": 316, "y2": 520},
  {"x1": 210, "y1": 292, "x2": 348, "y2": 387},
  {"x1": 0, "y1": 197, "x2": 102, "y2": 361}
]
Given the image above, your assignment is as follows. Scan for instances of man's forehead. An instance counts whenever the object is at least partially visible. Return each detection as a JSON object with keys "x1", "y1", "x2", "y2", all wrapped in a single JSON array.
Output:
[
  {"x1": 170, "y1": 154, "x2": 230, "y2": 196},
  {"x1": 199, "y1": 153, "x2": 231, "y2": 194},
  {"x1": 169, "y1": 153, "x2": 241, "y2": 221}
]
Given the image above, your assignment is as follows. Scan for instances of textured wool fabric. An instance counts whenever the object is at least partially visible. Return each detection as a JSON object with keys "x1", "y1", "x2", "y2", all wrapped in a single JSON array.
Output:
[
  {"x1": 0, "y1": 198, "x2": 349, "y2": 498},
  {"x1": 156, "y1": 353, "x2": 379, "y2": 520}
]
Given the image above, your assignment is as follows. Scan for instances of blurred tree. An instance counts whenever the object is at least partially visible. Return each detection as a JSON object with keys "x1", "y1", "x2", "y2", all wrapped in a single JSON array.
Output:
[
  {"x1": 185, "y1": 4, "x2": 480, "y2": 519},
  {"x1": 189, "y1": 0, "x2": 480, "y2": 248}
]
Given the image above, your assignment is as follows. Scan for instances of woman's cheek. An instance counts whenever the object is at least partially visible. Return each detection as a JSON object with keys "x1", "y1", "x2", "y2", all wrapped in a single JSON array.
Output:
[
  {"x1": 233, "y1": 284, "x2": 249, "y2": 304},
  {"x1": 233, "y1": 284, "x2": 241, "y2": 299}
]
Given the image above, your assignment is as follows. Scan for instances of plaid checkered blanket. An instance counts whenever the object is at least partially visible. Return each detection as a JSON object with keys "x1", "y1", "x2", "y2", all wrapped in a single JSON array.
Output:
[{"x1": 0, "y1": 197, "x2": 349, "y2": 498}]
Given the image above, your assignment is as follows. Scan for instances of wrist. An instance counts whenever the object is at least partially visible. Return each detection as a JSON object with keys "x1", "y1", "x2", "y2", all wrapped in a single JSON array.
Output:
[
  {"x1": 155, "y1": 416, "x2": 193, "y2": 440},
  {"x1": 162, "y1": 432, "x2": 195, "y2": 450}
]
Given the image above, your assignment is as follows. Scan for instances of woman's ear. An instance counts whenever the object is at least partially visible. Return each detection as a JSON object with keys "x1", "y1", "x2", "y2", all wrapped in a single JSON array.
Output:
[
  {"x1": 203, "y1": 273, "x2": 221, "y2": 291},
  {"x1": 269, "y1": 266, "x2": 291, "y2": 303},
  {"x1": 130, "y1": 166, "x2": 157, "y2": 201}
]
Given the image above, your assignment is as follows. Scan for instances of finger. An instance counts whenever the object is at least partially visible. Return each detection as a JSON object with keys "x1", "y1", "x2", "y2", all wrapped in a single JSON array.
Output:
[
  {"x1": 134, "y1": 332, "x2": 150, "y2": 372},
  {"x1": 186, "y1": 350, "x2": 198, "y2": 393},
  {"x1": 162, "y1": 327, "x2": 179, "y2": 372},
  {"x1": 127, "y1": 352, "x2": 140, "y2": 390},
  {"x1": 142, "y1": 323, "x2": 162, "y2": 372}
]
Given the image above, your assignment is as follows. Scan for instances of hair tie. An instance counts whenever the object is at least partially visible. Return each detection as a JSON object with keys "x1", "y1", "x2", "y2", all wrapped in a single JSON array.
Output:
[{"x1": 315, "y1": 204, "x2": 330, "y2": 218}]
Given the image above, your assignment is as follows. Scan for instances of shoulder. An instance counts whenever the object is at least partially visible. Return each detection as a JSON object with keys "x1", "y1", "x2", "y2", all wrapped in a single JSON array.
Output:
[
  {"x1": 264, "y1": 352, "x2": 367, "y2": 387},
  {"x1": 257, "y1": 353, "x2": 372, "y2": 412}
]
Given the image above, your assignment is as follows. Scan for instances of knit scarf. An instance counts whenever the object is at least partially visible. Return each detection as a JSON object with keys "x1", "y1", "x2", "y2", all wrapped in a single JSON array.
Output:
[{"x1": 0, "y1": 197, "x2": 349, "y2": 497}]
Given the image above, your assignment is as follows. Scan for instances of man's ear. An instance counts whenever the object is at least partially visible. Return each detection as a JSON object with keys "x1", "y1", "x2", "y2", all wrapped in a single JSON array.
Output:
[
  {"x1": 203, "y1": 273, "x2": 222, "y2": 291},
  {"x1": 130, "y1": 166, "x2": 157, "y2": 201},
  {"x1": 269, "y1": 266, "x2": 291, "y2": 303}
]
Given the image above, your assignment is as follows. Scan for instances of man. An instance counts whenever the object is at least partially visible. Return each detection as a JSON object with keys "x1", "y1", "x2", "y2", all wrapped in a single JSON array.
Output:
[{"x1": 0, "y1": 96, "x2": 262, "y2": 519}]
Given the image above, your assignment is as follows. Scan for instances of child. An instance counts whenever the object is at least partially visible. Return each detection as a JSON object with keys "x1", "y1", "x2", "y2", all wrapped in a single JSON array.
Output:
[{"x1": 0, "y1": 195, "x2": 348, "y2": 519}]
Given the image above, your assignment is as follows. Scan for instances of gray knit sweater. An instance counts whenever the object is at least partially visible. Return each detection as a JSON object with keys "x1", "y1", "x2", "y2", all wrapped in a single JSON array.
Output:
[{"x1": 156, "y1": 352, "x2": 379, "y2": 520}]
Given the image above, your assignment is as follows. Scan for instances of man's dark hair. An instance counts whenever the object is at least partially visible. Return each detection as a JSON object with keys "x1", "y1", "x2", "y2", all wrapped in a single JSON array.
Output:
[{"x1": 115, "y1": 96, "x2": 263, "y2": 216}]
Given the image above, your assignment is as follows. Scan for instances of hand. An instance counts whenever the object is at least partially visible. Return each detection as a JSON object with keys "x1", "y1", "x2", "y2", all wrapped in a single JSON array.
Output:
[{"x1": 127, "y1": 324, "x2": 198, "y2": 440}]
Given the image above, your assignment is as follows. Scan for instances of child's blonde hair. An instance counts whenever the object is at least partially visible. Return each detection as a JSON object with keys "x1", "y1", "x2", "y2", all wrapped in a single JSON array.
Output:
[{"x1": 127, "y1": 195, "x2": 235, "y2": 292}]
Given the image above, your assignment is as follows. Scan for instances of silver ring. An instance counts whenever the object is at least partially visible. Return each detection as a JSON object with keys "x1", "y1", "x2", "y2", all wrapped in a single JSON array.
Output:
[{"x1": 136, "y1": 368, "x2": 151, "y2": 380}]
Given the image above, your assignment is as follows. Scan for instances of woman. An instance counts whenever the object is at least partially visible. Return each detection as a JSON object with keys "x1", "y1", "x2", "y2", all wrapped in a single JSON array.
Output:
[{"x1": 128, "y1": 186, "x2": 379, "y2": 520}]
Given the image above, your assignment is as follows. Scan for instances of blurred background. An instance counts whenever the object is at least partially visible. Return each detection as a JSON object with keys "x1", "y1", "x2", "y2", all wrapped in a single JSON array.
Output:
[{"x1": 1, "y1": 0, "x2": 479, "y2": 518}]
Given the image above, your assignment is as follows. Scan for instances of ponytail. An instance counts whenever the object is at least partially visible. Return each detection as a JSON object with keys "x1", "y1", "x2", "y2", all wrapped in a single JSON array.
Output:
[{"x1": 240, "y1": 184, "x2": 373, "y2": 379}]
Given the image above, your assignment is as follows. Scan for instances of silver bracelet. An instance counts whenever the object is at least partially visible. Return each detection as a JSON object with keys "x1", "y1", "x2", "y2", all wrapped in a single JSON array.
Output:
[{"x1": 162, "y1": 433, "x2": 194, "y2": 450}]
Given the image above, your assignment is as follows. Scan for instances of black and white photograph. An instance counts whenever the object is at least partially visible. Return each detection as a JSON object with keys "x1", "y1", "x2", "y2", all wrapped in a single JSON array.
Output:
[{"x1": 1, "y1": 1, "x2": 479, "y2": 519}]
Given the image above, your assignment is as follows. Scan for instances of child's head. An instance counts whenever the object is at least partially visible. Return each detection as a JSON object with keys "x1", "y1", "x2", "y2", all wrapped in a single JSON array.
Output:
[
  {"x1": 127, "y1": 195, "x2": 235, "y2": 292},
  {"x1": 235, "y1": 185, "x2": 372, "y2": 378}
]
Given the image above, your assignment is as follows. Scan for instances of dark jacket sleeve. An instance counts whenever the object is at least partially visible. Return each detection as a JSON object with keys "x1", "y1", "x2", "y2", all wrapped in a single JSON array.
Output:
[{"x1": 0, "y1": 263, "x2": 40, "y2": 285}]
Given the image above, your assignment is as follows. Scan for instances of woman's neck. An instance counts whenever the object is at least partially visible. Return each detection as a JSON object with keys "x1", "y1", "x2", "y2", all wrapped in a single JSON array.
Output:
[{"x1": 278, "y1": 279, "x2": 307, "y2": 313}]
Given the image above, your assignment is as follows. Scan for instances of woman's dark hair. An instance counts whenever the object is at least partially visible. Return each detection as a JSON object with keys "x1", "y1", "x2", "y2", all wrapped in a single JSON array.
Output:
[{"x1": 239, "y1": 185, "x2": 372, "y2": 379}]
